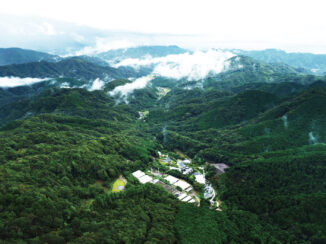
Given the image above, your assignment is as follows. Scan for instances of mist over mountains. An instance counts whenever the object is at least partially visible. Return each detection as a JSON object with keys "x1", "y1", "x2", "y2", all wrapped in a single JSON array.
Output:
[{"x1": 1, "y1": 43, "x2": 326, "y2": 243}]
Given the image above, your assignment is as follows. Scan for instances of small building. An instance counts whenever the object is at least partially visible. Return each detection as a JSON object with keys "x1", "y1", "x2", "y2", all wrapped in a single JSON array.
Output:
[
  {"x1": 185, "y1": 187, "x2": 193, "y2": 193},
  {"x1": 152, "y1": 179, "x2": 160, "y2": 184},
  {"x1": 211, "y1": 163, "x2": 229, "y2": 174},
  {"x1": 195, "y1": 174, "x2": 206, "y2": 184},
  {"x1": 174, "y1": 180, "x2": 192, "y2": 191},
  {"x1": 132, "y1": 170, "x2": 145, "y2": 179},
  {"x1": 182, "y1": 196, "x2": 192, "y2": 202},
  {"x1": 204, "y1": 184, "x2": 214, "y2": 199},
  {"x1": 183, "y1": 167, "x2": 193, "y2": 175},
  {"x1": 183, "y1": 159, "x2": 191, "y2": 164},
  {"x1": 169, "y1": 166, "x2": 181, "y2": 172},
  {"x1": 177, "y1": 162, "x2": 186, "y2": 169},
  {"x1": 138, "y1": 175, "x2": 153, "y2": 184},
  {"x1": 165, "y1": 175, "x2": 179, "y2": 185},
  {"x1": 188, "y1": 199, "x2": 196, "y2": 203},
  {"x1": 163, "y1": 156, "x2": 172, "y2": 163},
  {"x1": 178, "y1": 193, "x2": 187, "y2": 200},
  {"x1": 157, "y1": 181, "x2": 174, "y2": 193}
]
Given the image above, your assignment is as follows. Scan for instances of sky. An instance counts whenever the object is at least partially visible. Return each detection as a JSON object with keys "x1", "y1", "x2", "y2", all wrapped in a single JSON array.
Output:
[{"x1": 0, "y1": 0, "x2": 326, "y2": 54}]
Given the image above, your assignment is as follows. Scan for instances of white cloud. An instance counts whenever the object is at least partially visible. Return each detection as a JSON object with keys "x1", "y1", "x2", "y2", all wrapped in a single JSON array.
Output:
[
  {"x1": 0, "y1": 76, "x2": 49, "y2": 87},
  {"x1": 114, "y1": 49, "x2": 235, "y2": 80},
  {"x1": 108, "y1": 76, "x2": 152, "y2": 101},
  {"x1": 88, "y1": 78, "x2": 105, "y2": 91},
  {"x1": 1, "y1": 0, "x2": 325, "y2": 54},
  {"x1": 108, "y1": 50, "x2": 235, "y2": 102},
  {"x1": 74, "y1": 38, "x2": 136, "y2": 56}
]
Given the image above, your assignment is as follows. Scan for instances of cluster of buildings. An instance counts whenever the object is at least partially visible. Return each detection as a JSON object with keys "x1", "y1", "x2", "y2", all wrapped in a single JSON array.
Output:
[
  {"x1": 132, "y1": 170, "x2": 156, "y2": 184},
  {"x1": 132, "y1": 170, "x2": 197, "y2": 204},
  {"x1": 159, "y1": 153, "x2": 207, "y2": 185},
  {"x1": 164, "y1": 175, "x2": 193, "y2": 192}
]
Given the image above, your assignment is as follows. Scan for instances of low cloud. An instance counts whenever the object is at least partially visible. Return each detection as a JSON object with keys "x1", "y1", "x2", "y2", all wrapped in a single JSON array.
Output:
[
  {"x1": 88, "y1": 78, "x2": 105, "y2": 91},
  {"x1": 113, "y1": 49, "x2": 235, "y2": 81},
  {"x1": 0, "y1": 76, "x2": 49, "y2": 87},
  {"x1": 108, "y1": 76, "x2": 153, "y2": 102},
  {"x1": 108, "y1": 49, "x2": 235, "y2": 102},
  {"x1": 74, "y1": 38, "x2": 137, "y2": 56}
]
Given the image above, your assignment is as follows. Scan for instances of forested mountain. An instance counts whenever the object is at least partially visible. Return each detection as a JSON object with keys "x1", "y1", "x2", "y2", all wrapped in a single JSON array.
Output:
[
  {"x1": 98, "y1": 45, "x2": 187, "y2": 61},
  {"x1": 1, "y1": 48, "x2": 326, "y2": 243},
  {"x1": 231, "y1": 48, "x2": 326, "y2": 74},
  {"x1": 0, "y1": 57, "x2": 137, "y2": 80},
  {"x1": 0, "y1": 48, "x2": 61, "y2": 66}
]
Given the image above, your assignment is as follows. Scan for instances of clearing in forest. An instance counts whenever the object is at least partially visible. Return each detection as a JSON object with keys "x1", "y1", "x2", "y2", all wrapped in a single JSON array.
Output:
[{"x1": 112, "y1": 175, "x2": 127, "y2": 193}]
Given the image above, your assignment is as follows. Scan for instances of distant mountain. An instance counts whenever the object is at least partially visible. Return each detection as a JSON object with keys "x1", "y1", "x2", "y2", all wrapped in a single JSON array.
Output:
[
  {"x1": 0, "y1": 47, "x2": 61, "y2": 66},
  {"x1": 202, "y1": 56, "x2": 320, "y2": 90},
  {"x1": 1, "y1": 45, "x2": 326, "y2": 243},
  {"x1": 230, "y1": 48, "x2": 326, "y2": 74},
  {"x1": 98, "y1": 45, "x2": 188, "y2": 61},
  {"x1": 0, "y1": 57, "x2": 137, "y2": 81}
]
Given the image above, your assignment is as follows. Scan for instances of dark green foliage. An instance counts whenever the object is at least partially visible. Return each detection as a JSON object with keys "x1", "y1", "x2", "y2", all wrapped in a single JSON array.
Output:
[
  {"x1": 1, "y1": 53, "x2": 326, "y2": 243},
  {"x1": 0, "y1": 57, "x2": 136, "y2": 80},
  {"x1": 0, "y1": 109, "x2": 162, "y2": 242},
  {"x1": 0, "y1": 88, "x2": 137, "y2": 126},
  {"x1": 234, "y1": 48, "x2": 326, "y2": 74},
  {"x1": 220, "y1": 149, "x2": 326, "y2": 241},
  {"x1": 175, "y1": 203, "x2": 287, "y2": 243},
  {"x1": 0, "y1": 47, "x2": 60, "y2": 66}
]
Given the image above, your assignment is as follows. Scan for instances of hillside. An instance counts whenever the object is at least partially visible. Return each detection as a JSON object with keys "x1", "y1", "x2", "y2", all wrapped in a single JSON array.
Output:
[
  {"x1": 0, "y1": 47, "x2": 60, "y2": 66},
  {"x1": 232, "y1": 48, "x2": 326, "y2": 74},
  {"x1": 0, "y1": 57, "x2": 136, "y2": 80},
  {"x1": 98, "y1": 45, "x2": 187, "y2": 61},
  {"x1": 1, "y1": 49, "x2": 326, "y2": 243}
]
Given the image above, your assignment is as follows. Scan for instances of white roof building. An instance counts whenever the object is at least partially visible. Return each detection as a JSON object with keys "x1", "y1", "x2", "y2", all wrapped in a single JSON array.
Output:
[
  {"x1": 132, "y1": 170, "x2": 145, "y2": 179},
  {"x1": 174, "y1": 180, "x2": 192, "y2": 191},
  {"x1": 195, "y1": 174, "x2": 206, "y2": 184},
  {"x1": 183, "y1": 168, "x2": 193, "y2": 175},
  {"x1": 185, "y1": 187, "x2": 193, "y2": 192},
  {"x1": 165, "y1": 175, "x2": 179, "y2": 185},
  {"x1": 138, "y1": 175, "x2": 153, "y2": 184},
  {"x1": 183, "y1": 159, "x2": 191, "y2": 164},
  {"x1": 182, "y1": 196, "x2": 192, "y2": 202},
  {"x1": 178, "y1": 193, "x2": 187, "y2": 200},
  {"x1": 169, "y1": 166, "x2": 181, "y2": 172},
  {"x1": 152, "y1": 179, "x2": 159, "y2": 184},
  {"x1": 188, "y1": 199, "x2": 196, "y2": 203}
]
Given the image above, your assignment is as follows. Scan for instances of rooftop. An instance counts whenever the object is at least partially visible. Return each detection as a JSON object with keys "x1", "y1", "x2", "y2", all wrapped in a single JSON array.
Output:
[
  {"x1": 174, "y1": 180, "x2": 191, "y2": 190},
  {"x1": 195, "y1": 174, "x2": 206, "y2": 184},
  {"x1": 132, "y1": 170, "x2": 145, "y2": 179},
  {"x1": 178, "y1": 193, "x2": 187, "y2": 200},
  {"x1": 165, "y1": 175, "x2": 179, "y2": 184},
  {"x1": 182, "y1": 196, "x2": 192, "y2": 202},
  {"x1": 138, "y1": 175, "x2": 153, "y2": 184}
]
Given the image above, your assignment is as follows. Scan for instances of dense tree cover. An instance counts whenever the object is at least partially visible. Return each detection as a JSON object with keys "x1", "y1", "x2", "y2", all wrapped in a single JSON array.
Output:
[
  {"x1": 0, "y1": 57, "x2": 136, "y2": 80},
  {"x1": 0, "y1": 88, "x2": 138, "y2": 126},
  {"x1": 234, "y1": 48, "x2": 326, "y2": 75},
  {"x1": 0, "y1": 47, "x2": 60, "y2": 66},
  {"x1": 0, "y1": 110, "x2": 164, "y2": 242},
  {"x1": 1, "y1": 53, "x2": 326, "y2": 243},
  {"x1": 175, "y1": 203, "x2": 293, "y2": 243},
  {"x1": 202, "y1": 56, "x2": 324, "y2": 90},
  {"x1": 218, "y1": 148, "x2": 326, "y2": 242},
  {"x1": 146, "y1": 81, "x2": 326, "y2": 242}
]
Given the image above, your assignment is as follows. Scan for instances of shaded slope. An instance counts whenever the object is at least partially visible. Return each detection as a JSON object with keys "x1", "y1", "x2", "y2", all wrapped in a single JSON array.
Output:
[{"x1": 0, "y1": 47, "x2": 60, "y2": 66}]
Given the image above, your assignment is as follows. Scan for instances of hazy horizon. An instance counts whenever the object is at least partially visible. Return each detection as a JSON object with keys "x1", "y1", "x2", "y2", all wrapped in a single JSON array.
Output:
[{"x1": 0, "y1": 0, "x2": 326, "y2": 55}]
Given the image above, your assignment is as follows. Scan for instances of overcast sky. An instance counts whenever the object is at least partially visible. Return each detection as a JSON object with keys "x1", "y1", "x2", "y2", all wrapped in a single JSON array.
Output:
[{"x1": 0, "y1": 0, "x2": 326, "y2": 53}]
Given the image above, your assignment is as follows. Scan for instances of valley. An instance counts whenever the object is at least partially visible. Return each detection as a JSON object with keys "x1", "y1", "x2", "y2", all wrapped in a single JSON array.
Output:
[{"x1": 0, "y1": 46, "x2": 326, "y2": 243}]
